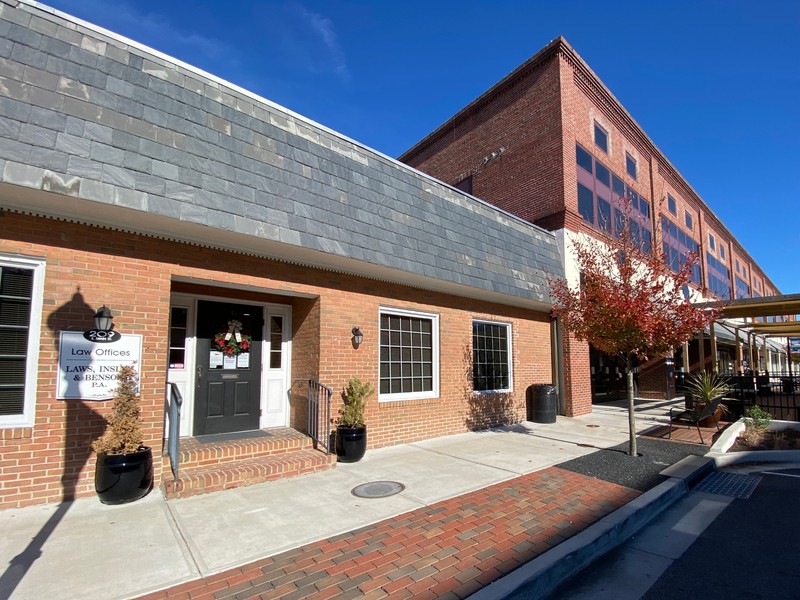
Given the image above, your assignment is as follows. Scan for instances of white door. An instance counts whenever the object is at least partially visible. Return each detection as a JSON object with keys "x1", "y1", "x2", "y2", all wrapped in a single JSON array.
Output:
[
  {"x1": 166, "y1": 298, "x2": 196, "y2": 437},
  {"x1": 261, "y1": 307, "x2": 291, "y2": 428}
]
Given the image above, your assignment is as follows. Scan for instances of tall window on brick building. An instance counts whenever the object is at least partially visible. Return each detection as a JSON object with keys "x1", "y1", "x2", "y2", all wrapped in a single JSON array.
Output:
[
  {"x1": 625, "y1": 153, "x2": 637, "y2": 180},
  {"x1": 706, "y1": 252, "x2": 731, "y2": 299},
  {"x1": 472, "y1": 320, "x2": 512, "y2": 393},
  {"x1": 667, "y1": 194, "x2": 677, "y2": 216},
  {"x1": 0, "y1": 256, "x2": 44, "y2": 427},
  {"x1": 575, "y1": 144, "x2": 652, "y2": 251},
  {"x1": 594, "y1": 122, "x2": 608, "y2": 154},
  {"x1": 735, "y1": 276, "x2": 751, "y2": 299},
  {"x1": 661, "y1": 216, "x2": 702, "y2": 286},
  {"x1": 379, "y1": 308, "x2": 439, "y2": 401}
]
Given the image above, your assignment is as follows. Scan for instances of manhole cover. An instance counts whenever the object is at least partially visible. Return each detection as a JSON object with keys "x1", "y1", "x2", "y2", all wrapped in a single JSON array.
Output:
[
  {"x1": 351, "y1": 481, "x2": 405, "y2": 498},
  {"x1": 695, "y1": 471, "x2": 762, "y2": 499}
]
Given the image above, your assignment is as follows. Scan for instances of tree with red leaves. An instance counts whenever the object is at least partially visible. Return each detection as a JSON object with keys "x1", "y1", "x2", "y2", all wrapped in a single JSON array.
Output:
[{"x1": 550, "y1": 199, "x2": 717, "y2": 456}]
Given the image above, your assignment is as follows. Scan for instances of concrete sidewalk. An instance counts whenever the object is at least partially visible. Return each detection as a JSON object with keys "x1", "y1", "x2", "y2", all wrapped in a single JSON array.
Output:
[{"x1": 0, "y1": 401, "x2": 687, "y2": 600}]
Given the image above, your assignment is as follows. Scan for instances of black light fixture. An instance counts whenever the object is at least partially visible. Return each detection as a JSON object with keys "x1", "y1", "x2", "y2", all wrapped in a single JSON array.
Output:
[
  {"x1": 352, "y1": 327, "x2": 364, "y2": 347},
  {"x1": 94, "y1": 305, "x2": 114, "y2": 332}
]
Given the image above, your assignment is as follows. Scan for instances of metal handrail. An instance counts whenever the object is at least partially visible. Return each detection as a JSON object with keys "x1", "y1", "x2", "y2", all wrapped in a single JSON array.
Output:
[
  {"x1": 304, "y1": 379, "x2": 332, "y2": 454},
  {"x1": 166, "y1": 382, "x2": 183, "y2": 479}
]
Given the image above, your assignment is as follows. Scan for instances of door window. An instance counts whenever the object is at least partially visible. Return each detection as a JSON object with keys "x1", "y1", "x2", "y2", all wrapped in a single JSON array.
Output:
[
  {"x1": 168, "y1": 307, "x2": 188, "y2": 369},
  {"x1": 269, "y1": 316, "x2": 283, "y2": 369}
]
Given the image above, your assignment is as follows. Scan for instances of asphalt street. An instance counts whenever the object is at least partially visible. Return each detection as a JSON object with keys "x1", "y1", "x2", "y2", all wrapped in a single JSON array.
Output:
[{"x1": 542, "y1": 466, "x2": 800, "y2": 600}]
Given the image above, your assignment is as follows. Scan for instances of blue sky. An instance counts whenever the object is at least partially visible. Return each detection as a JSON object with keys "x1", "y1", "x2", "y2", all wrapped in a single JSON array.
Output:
[{"x1": 43, "y1": 0, "x2": 800, "y2": 293}]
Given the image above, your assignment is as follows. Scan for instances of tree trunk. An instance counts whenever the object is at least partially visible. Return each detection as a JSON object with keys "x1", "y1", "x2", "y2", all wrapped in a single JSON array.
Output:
[{"x1": 626, "y1": 358, "x2": 638, "y2": 456}]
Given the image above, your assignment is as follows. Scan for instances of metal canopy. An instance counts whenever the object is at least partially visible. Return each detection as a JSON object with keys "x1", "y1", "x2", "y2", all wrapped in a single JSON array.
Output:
[
  {"x1": 701, "y1": 293, "x2": 800, "y2": 320},
  {"x1": 699, "y1": 293, "x2": 800, "y2": 339}
]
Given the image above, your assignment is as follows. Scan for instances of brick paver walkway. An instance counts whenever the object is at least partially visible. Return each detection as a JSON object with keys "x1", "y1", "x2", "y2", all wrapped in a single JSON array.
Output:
[{"x1": 138, "y1": 467, "x2": 639, "y2": 600}]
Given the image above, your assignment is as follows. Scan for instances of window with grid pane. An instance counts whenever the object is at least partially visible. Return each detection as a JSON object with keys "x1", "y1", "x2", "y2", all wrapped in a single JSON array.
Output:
[
  {"x1": 472, "y1": 321, "x2": 511, "y2": 392},
  {"x1": 379, "y1": 309, "x2": 438, "y2": 400},
  {"x1": 0, "y1": 266, "x2": 34, "y2": 418}
]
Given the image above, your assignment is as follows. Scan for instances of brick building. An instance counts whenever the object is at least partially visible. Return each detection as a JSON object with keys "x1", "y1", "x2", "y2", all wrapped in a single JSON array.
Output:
[
  {"x1": 400, "y1": 36, "x2": 786, "y2": 415},
  {"x1": 0, "y1": 2, "x2": 563, "y2": 508}
]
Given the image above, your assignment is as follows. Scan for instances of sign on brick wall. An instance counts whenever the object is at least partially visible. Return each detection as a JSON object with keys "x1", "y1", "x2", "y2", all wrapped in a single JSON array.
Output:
[{"x1": 57, "y1": 331, "x2": 143, "y2": 400}]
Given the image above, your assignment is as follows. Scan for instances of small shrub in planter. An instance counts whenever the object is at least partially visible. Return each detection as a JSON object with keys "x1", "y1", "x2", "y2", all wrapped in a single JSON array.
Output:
[
  {"x1": 92, "y1": 364, "x2": 153, "y2": 504},
  {"x1": 335, "y1": 378, "x2": 373, "y2": 463}
]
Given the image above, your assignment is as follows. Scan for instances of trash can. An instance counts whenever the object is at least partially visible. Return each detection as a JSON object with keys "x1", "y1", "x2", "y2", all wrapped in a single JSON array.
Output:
[
  {"x1": 782, "y1": 377, "x2": 795, "y2": 395},
  {"x1": 527, "y1": 384, "x2": 558, "y2": 423}
]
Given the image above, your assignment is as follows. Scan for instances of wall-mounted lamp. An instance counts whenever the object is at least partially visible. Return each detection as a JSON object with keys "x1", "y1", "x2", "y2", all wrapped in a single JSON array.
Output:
[
  {"x1": 351, "y1": 327, "x2": 364, "y2": 347},
  {"x1": 94, "y1": 305, "x2": 114, "y2": 332}
]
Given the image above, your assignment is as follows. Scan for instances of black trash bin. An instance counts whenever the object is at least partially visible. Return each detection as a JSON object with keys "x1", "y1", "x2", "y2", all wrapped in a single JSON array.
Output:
[{"x1": 527, "y1": 384, "x2": 558, "y2": 423}]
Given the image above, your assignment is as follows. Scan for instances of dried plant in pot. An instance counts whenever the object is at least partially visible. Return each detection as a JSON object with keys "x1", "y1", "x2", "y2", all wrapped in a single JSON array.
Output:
[
  {"x1": 335, "y1": 378, "x2": 373, "y2": 463},
  {"x1": 91, "y1": 364, "x2": 153, "y2": 504}
]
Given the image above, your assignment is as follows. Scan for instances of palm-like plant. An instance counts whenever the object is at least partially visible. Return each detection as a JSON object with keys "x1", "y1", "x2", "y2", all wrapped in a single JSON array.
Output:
[{"x1": 686, "y1": 371, "x2": 730, "y2": 405}]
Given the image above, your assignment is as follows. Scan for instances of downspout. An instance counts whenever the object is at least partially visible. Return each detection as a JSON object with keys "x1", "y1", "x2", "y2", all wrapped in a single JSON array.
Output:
[{"x1": 551, "y1": 316, "x2": 566, "y2": 416}]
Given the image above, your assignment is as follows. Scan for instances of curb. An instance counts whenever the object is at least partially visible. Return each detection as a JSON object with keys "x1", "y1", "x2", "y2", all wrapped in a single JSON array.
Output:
[
  {"x1": 708, "y1": 418, "x2": 800, "y2": 468},
  {"x1": 473, "y1": 422, "x2": 800, "y2": 600},
  {"x1": 468, "y1": 455, "x2": 714, "y2": 600}
]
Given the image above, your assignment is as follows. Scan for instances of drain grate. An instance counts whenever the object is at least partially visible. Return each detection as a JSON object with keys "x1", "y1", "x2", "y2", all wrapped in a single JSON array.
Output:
[
  {"x1": 352, "y1": 481, "x2": 405, "y2": 498},
  {"x1": 695, "y1": 471, "x2": 762, "y2": 499}
]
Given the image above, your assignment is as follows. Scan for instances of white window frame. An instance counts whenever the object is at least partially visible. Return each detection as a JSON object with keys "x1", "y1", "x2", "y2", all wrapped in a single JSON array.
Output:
[
  {"x1": 378, "y1": 307, "x2": 439, "y2": 403},
  {"x1": 472, "y1": 319, "x2": 513, "y2": 394},
  {"x1": 0, "y1": 254, "x2": 45, "y2": 428}
]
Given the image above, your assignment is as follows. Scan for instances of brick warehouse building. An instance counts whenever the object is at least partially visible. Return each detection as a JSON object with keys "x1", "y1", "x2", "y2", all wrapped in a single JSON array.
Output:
[
  {"x1": 400, "y1": 36, "x2": 785, "y2": 415},
  {"x1": 0, "y1": 2, "x2": 564, "y2": 508}
]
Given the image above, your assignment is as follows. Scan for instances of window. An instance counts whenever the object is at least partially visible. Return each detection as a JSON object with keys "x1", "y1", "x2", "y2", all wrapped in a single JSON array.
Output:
[
  {"x1": 735, "y1": 260, "x2": 740, "y2": 274},
  {"x1": 684, "y1": 211, "x2": 693, "y2": 231},
  {"x1": 667, "y1": 194, "x2": 677, "y2": 216},
  {"x1": 575, "y1": 144, "x2": 652, "y2": 250},
  {"x1": 168, "y1": 307, "x2": 188, "y2": 369},
  {"x1": 379, "y1": 308, "x2": 439, "y2": 401},
  {"x1": 735, "y1": 276, "x2": 751, "y2": 299},
  {"x1": 594, "y1": 122, "x2": 608, "y2": 153},
  {"x1": 0, "y1": 256, "x2": 44, "y2": 427},
  {"x1": 707, "y1": 252, "x2": 731, "y2": 300},
  {"x1": 720, "y1": 246, "x2": 726, "y2": 260},
  {"x1": 473, "y1": 320, "x2": 512, "y2": 392},
  {"x1": 269, "y1": 316, "x2": 283, "y2": 369},
  {"x1": 578, "y1": 183, "x2": 594, "y2": 224},
  {"x1": 576, "y1": 145, "x2": 593, "y2": 173},
  {"x1": 625, "y1": 153, "x2": 637, "y2": 180},
  {"x1": 709, "y1": 234, "x2": 716, "y2": 251},
  {"x1": 454, "y1": 176, "x2": 473, "y2": 195},
  {"x1": 661, "y1": 216, "x2": 702, "y2": 285}
]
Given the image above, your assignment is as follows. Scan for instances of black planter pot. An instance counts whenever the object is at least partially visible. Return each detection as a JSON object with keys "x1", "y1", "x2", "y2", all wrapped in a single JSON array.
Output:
[
  {"x1": 335, "y1": 426, "x2": 367, "y2": 463},
  {"x1": 94, "y1": 447, "x2": 153, "y2": 505}
]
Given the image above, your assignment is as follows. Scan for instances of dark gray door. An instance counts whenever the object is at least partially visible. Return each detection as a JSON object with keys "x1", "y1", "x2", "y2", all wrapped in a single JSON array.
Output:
[{"x1": 194, "y1": 300, "x2": 263, "y2": 435}]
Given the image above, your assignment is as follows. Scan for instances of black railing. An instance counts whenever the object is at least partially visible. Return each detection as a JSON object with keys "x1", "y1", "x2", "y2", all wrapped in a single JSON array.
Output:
[
  {"x1": 305, "y1": 379, "x2": 332, "y2": 454},
  {"x1": 724, "y1": 371, "x2": 800, "y2": 422},
  {"x1": 166, "y1": 382, "x2": 183, "y2": 478}
]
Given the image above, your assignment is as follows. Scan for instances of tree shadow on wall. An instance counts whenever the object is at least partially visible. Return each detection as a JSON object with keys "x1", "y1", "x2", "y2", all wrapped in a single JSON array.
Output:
[
  {"x1": 463, "y1": 345, "x2": 518, "y2": 431},
  {"x1": 0, "y1": 289, "x2": 107, "y2": 599}
]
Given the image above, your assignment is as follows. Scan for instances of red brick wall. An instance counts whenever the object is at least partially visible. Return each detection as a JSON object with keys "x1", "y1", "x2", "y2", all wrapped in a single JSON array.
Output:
[
  {"x1": 403, "y1": 57, "x2": 565, "y2": 227},
  {"x1": 0, "y1": 212, "x2": 553, "y2": 508}
]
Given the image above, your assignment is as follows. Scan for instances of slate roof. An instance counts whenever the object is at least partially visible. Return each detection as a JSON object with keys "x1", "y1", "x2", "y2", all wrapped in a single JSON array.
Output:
[{"x1": 0, "y1": 0, "x2": 564, "y2": 309}]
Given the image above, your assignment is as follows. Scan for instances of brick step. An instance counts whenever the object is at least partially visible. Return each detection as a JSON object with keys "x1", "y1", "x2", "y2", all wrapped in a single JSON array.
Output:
[
  {"x1": 172, "y1": 427, "x2": 314, "y2": 470},
  {"x1": 162, "y1": 447, "x2": 336, "y2": 500}
]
